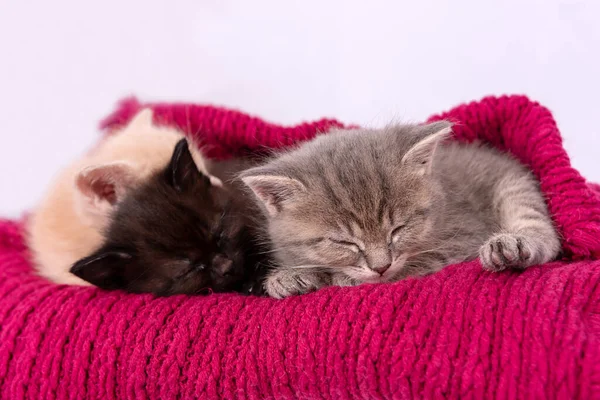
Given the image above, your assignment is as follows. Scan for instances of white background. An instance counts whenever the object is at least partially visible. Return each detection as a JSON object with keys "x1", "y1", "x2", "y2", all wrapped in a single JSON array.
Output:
[{"x1": 1, "y1": 0, "x2": 598, "y2": 217}]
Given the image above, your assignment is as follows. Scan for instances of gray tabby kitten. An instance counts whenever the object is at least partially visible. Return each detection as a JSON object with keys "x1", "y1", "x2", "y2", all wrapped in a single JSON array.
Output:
[{"x1": 241, "y1": 122, "x2": 560, "y2": 299}]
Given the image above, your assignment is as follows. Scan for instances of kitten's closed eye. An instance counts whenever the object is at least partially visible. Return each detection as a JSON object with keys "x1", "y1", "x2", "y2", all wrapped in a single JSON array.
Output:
[
  {"x1": 174, "y1": 258, "x2": 205, "y2": 278},
  {"x1": 390, "y1": 225, "x2": 406, "y2": 243},
  {"x1": 329, "y1": 238, "x2": 361, "y2": 253}
]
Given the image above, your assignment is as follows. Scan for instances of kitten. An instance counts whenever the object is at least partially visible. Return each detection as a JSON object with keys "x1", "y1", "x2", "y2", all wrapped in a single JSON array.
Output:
[
  {"x1": 27, "y1": 109, "x2": 218, "y2": 286},
  {"x1": 70, "y1": 138, "x2": 268, "y2": 296},
  {"x1": 241, "y1": 121, "x2": 561, "y2": 299}
]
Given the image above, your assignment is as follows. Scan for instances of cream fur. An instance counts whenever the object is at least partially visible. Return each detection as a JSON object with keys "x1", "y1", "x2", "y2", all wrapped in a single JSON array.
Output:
[{"x1": 27, "y1": 109, "x2": 213, "y2": 285}]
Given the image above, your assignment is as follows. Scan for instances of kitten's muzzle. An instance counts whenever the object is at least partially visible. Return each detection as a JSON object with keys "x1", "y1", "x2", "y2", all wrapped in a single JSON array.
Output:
[
  {"x1": 373, "y1": 263, "x2": 391, "y2": 275},
  {"x1": 212, "y1": 254, "x2": 234, "y2": 276}
]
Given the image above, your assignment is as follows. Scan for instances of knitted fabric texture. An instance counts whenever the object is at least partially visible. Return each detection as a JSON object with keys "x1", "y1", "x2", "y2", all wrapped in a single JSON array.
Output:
[{"x1": 1, "y1": 95, "x2": 599, "y2": 399}]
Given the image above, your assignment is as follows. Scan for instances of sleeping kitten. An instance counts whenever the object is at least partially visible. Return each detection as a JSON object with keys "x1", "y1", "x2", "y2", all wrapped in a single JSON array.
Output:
[
  {"x1": 70, "y1": 138, "x2": 267, "y2": 296},
  {"x1": 241, "y1": 121, "x2": 561, "y2": 298},
  {"x1": 27, "y1": 109, "x2": 218, "y2": 286}
]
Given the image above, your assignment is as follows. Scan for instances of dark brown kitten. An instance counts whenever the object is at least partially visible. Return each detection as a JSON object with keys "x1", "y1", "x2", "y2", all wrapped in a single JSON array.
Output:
[{"x1": 70, "y1": 138, "x2": 268, "y2": 296}]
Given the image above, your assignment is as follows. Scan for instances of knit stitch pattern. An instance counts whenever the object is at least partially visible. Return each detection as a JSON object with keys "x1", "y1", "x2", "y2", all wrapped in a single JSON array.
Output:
[{"x1": 0, "y1": 95, "x2": 599, "y2": 399}]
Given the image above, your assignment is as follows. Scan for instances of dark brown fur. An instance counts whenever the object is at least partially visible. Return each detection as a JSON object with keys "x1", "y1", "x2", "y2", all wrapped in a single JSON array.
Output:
[{"x1": 70, "y1": 139, "x2": 268, "y2": 296}]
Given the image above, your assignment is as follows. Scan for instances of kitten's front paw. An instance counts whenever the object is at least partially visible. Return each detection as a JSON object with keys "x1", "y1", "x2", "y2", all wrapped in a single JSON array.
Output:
[
  {"x1": 330, "y1": 274, "x2": 358, "y2": 287},
  {"x1": 264, "y1": 269, "x2": 329, "y2": 299},
  {"x1": 479, "y1": 233, "x2": 534, "y2": 271}
]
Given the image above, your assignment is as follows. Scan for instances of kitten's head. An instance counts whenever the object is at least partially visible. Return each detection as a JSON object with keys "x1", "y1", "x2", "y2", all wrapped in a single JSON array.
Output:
[
  {"x1": 241, "y1": 121, "x2": 452, "y2": 284},
  {"x1": 70, "y1": 138, "x2": 256, "y2": 295}
]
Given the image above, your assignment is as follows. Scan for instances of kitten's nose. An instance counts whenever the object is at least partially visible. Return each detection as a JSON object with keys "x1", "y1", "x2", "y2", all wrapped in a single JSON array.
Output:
[
  {"x1": 212, "y1": 254, "x2": 233, "y2": 275},
  {"x1": 373, "y1": 263, "x2": 391, "y2": 275}
]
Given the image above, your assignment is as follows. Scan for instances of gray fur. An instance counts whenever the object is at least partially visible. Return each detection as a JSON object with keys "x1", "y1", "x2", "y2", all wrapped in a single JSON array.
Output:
[{"x1": 241, "y1": 122, "x2": 561, "y2": 299}]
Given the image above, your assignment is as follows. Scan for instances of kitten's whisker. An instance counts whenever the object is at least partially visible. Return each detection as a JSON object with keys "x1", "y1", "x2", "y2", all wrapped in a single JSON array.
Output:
[
  {"x1": 286, "y1": 264, "x2": 331, "y2": 270},
  {"x1": 257, "y1": 247, "x2": 293, "y2": 256},
  {"x1": 407, "y1": 226, "x2": 466, "y2": 258},
  {"x1": 128, "y1": 267, "x2": 150, "y2": 285},
  {"x1": 284, "y1": 264, "x2": 357, "y2": 272}
]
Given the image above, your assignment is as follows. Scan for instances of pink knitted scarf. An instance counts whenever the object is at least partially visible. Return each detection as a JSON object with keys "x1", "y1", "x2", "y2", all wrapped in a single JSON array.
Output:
[{"x1": 0, "y1": 95, "x2": 599, "y2": 399}]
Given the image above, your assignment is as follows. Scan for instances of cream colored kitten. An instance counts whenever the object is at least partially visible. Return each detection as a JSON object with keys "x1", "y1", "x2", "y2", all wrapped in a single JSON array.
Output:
[{"x1": 27, "y1": 109, "x2": 217, "y2": 285}]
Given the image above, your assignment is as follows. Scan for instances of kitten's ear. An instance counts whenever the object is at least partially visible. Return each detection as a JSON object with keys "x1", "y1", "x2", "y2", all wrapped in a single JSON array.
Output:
[
  {"x1": 240, "y1": 170, "x2": 306, "y2": 216},
  {"x1": 401, "y1": 121, "x2": 452, "y2": 174},
  {"x1": 126, "y1": 108, "x2": 154, "y2": 130},
  {"x1": 75, "y1": 161, "x2": 138, "y2": 222},
  {"x1": 70, "y1": 248, "x2": 132, "y2": 290},
  {"x1": 187, "y1": 141, "x2": 223, "y2": 187},
  {"x1": 167, "y1": 138, "x2": 211, "y2": 191}
]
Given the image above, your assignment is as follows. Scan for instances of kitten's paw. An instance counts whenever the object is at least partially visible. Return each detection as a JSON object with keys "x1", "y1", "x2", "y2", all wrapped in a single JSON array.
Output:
[
  {"x1": 330, "y1": 274, "x2": 358, "y2": 287},
  {"x1": 479, "y1": 233, "x2": 535, "y2": 271},
  {"x1": 264, "y1": 269, "x2": 329, "y2": 299}
]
